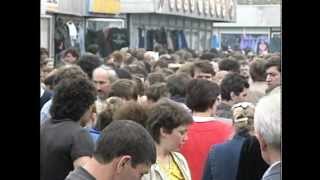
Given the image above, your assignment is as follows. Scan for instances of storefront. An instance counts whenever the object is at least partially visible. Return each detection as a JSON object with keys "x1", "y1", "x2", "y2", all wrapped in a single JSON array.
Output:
[
  {"x1": 213, "y1": 4, "x2": 281, "y2": 53},
  {"x1": 121, "y1": 0, "x2": 237, "y2": 52},
  {"x1": 41, "y1": 0, "x2": 128, "y2": 65}
]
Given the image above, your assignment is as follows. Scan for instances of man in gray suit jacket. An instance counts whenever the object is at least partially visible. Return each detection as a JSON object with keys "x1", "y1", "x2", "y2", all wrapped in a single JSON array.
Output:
[{"x1": 254, "y1": 89, "x2": 281, "y2": 180}]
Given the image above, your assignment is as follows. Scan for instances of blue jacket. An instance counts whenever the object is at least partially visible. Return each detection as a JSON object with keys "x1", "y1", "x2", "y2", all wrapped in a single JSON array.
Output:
[{"x1": 202, "y1": 134, "x2": 245, "y2": 180}]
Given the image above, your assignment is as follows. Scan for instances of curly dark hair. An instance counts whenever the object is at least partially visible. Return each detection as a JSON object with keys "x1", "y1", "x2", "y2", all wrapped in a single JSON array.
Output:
[
  {"x1": 265, "y1": 56, "x2": 281, "y2": 72},
  {"x1": 77, "y1": 53, "x2": 102, "y2": 79},
  {"x1": 146, "y1": 98, "x2": 193, "y2": 144},
  {"x1": 220, "y1": 73, "x2": 250, "y2": 101},
  {"x1": 63, "y1": 47, "x2": 79, "y2": 59},
  {"x1": 52, "y1": 65, "x2": 88, "y2": 88},
  {"x1": 186, "y1": 79, "x2": 220, "y2": 112},
  {"x1": 50, "y1": 77, "x2": 97, "y2": 121},
  {"x1": 193, "y1": 60, "x2": 216, "y2": 76}
]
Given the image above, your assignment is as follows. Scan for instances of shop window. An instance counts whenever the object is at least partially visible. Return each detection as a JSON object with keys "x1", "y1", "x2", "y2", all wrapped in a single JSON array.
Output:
[
  {"x1": 54, "y1": 15, "x2": 85, "y2": 64},
  {"x1": 220, "y1": 33, "x2": 269, "y2": 54},
  {"x1": 85, "y1": 18, "x2": 127, "y2": 58},
  {"x1": 41, "y1": 17, "x2": 50, "y2": 52}
]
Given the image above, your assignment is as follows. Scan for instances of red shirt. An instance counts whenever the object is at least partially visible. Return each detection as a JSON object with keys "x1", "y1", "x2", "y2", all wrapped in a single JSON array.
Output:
[{"x1": 180, "y1": 117, "x2": 234, "y2": 180}]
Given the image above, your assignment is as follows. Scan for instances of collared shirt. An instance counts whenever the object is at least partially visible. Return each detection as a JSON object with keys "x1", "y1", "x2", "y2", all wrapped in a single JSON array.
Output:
[{"x1": 263, "y1": 161, "x2": 281, "y2": 178}]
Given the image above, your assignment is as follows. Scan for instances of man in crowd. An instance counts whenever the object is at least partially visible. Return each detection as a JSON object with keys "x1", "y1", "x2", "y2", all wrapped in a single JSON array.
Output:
[
  {"x1": 65, "y1": 120, "x2": 156, "y2": 180},
  {"x1": 265, "y1": 57, "x2": 281, "y2": 94}
]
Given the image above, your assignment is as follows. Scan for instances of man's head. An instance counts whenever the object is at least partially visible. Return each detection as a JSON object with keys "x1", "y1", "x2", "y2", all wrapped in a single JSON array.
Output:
[
  {"x1": 186, "y1": 79, "x2": 220, "y2": 113},
  {"x1": 94, "y1": 120, "x2": 156, "y2": 180},
  {"x1": 113, "y1": 101, "x2": 148, "y2": 127},
  {"x1": 108, "y1": 79, "x2": 138, "y2": 101},
  {"x1": 166, "y1": 72, "x2": 192, "y2": 98},
  {"x1": 192, "y1": 60, "x2": 216, "y2": 81},
  {"x1": 220, "y1": 73, "x2": 250, "y2": 104},
  {"x1": 218, "y1": 58, "x2": 240, "y2": 74},
  {"x1": 63, "y1": 48, "x2": 79, "y2": 64},
  {"x1": 254, "y1": 90, "x2": 281, "y2": 164},
  {"x1": 249, "y1": 59, "x2": 267, "y2": 82},
  {"x1": 93, "y1": 66, "x2": 118, "y2": 100},
  {"x1": 77, "y1": 53, "x2": 102, "y2": 79},
  {"x1": 50, "y1": 77, "x2": 97, "y2": 121},
  {"x1": 145, "y1": 82, "x2": 169, "y2": 104},
  {"x1": 265, "y1": 58, "x2": 281, "y2": 92}
]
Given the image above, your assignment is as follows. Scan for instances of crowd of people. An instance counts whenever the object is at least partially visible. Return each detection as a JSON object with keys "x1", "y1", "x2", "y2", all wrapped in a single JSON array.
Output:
[{"x1": 40, "y1": 46, "x2": 281, "y2": 180}]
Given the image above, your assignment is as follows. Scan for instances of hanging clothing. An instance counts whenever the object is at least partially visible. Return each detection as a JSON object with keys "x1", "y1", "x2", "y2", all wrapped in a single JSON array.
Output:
[
  {"x1": 66, "y1": 21, "x2": 78, "y2": 46},
  {"x1": 211, "y1": 34, "x2": 220, "y2": 49},
  {"x1": 180, "y1": 30, "x2": 188, "y2": 49},
  {"x1": 138, "y1": 27, "x2": 145, "y2": 48},
  {"x1": 167, "y1": 31, "x2": 174, "y2": 50}
]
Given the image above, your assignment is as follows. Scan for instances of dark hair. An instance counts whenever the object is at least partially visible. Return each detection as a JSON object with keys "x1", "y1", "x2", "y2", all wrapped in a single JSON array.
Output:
[
  {"x1": 146, "y1": 72, "x2": 166, "y2": 86},
  {"x1": 113, "y1": 101, "x2": 148, "y2": 127},
  {"x1": 87, "y1": 44, "x2": 99, "y2": 54},
  {"x1": 200, "y1": 52, "x2": 217, "y2": 61},
  {"x1": 108, "y1": 79, "x2": 138, "y2": 101},
  {"x1": 186, "y1": 79, "x2": 220, "y2": 112},
  {"x1": 94, "y1": 120, "x2": 156, "y2": 167},
  {"x1": 44, "y1": 73, "x2": 57, "y2": 91},
  {"x1": 250, "y1": 59, "x2": 267, "y2": 82},
  {"x1": 193, "y1": 60, "x2": 216, "y2": 76},
  {"x1": 146, "y1": 98, "x2": 193, "y2": 144},
  {"x1": 265, "y1": 57, "x2": 281, "y2": 72},
  {"x1": 63, "y1": 48, "x2": 79, "y2": 59},
  {"x1": 220, "y1": 73, "x2": 250, "y2": 101},
  {"x1": 52, "y1": 65, "x2": 88, "y2": 88},
  {"x1": 77, "y1": 54, "x2": 103, "y2": 79},
  {"x1": 132, "y1": 75, "x2": 145, "y2": 96},
  {"x1": 115, "y1": 68, "x2": 132, "y2": 79},
  {"x1": 146, "y1": 83, "x2": 169, "y2": 103},
  {"x1": 218, "y1": 58, "x2": 240, "y2": 73},
  {"x1": 50, "y1": 77, "x2": 97, "y2": 121},
  {"x1": 167, "y1": 72, "x2": 192, "y2": 97}
]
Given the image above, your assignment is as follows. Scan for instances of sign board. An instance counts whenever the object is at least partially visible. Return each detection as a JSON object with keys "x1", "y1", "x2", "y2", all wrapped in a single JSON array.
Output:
[
  {"x1": 88, "y1": 0, "x2": 120, "y2": 14},
  {"x1": 46, "y1": 0, "x2": 59, "y2": 12}
]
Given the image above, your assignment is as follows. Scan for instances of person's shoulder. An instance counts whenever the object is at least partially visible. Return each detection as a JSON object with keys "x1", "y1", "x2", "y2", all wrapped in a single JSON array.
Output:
[{"x1": 65, "y1": 167, "x2": 95, "y2": 180}]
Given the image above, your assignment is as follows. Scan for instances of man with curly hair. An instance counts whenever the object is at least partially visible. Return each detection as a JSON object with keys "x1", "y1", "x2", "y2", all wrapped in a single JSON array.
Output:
[{"x1": 41, "y1": 77, "x2": 97, "y2": 180}]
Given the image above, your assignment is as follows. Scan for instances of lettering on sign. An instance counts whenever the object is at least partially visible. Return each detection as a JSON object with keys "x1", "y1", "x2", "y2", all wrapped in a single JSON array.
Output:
[
  {"x1": 210, "y1": 0, "x2": 215, "y2": 17},
  {"x1": 190, "y1": 0, "x2": 195, "y2": 12},
  {"x1": 198, "y1": 0, "x2": 203, "y2": 14},
  {"x1": 204, "y1": 0, "x2": 209, "y2": 15},
  {"x1": 183, "y1": 0, "x2": 189, "y2": 12}
]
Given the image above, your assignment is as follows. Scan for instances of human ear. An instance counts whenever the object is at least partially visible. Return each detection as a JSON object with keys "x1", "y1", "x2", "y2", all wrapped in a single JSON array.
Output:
[{"x1": 116, "y1": 155, "x2": 132, "y2": 173}]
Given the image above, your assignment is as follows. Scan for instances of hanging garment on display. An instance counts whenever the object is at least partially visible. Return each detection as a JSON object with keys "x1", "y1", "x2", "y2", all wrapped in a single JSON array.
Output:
[
  {"x1": 211, "y1": 34, "x2": 220, "y2": 49},
  {"x1": 166, "y1": 31, "x2": 174, "y2": 50},
  {"x1": 240, "y1": 35, "x2": 256, "y2": 51},
  {"x1": 107, "y1": 28, "x2": 129, "y2": 54},
  {"x1": 66, "y1": 21, "x2": 78, "y2": 46},
  {"x1": 146, "y1": 30, "x2": 155, "y2": 51},
  {"x1": 180, "y1": 30, "x2": 188, "y2": 49},
  {"x1": 78, "y1": 27, "x2": 85, "y2": 55},
  {"x1": 154, "y1": 27, "x2": 167, "y2": 45},
  {"x1": 138, "y1": 27, "x2": 145, "y2": 48}
]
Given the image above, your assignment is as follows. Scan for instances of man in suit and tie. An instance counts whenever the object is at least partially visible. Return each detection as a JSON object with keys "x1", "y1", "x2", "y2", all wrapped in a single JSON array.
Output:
[{"x1": 254, "y1": 89, "x2": 281, "y2": 180}]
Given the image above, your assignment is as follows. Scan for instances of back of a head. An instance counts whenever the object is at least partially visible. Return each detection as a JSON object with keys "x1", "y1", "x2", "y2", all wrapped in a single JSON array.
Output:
[
  {"x1": 94, "y1": 120, "x2": 156, "y2": 167},
  {"x1": 218, "y1": 58, "x2": 240, "y2": 73},
  {"x1": 77, "y1": 53, "x2": 102, "y2": 79},
  {"x1": 146, "y1": 82, "x2": 169, "y2": 103},
  {"x1": 64, "y1": 47, "x2": 80, "y2": 59},
  {"x1": 166, "y1": 72, "x2": 192, "y2": 97},
  {"x1": 95, "y1": 97, "x2": 124, "y2": 131},
  {"x1": 108, "y1": 79, "x2": 138, "y2": 101},
  {"x1": 250, "y1": 59, "x2": 268, "y2": 82},
  {"x1": 231, "y1": 102, "x2": 255, "y2": 133},
  {"x1": 146, "y1": 72, "x2": 166, "y2": 86},
  {"x1": 220, "y1": 73, "x2": 249, "y2": 101},
  {"x1": 147, "y1": 98, "x2": 193, "y2": 144},
  {"x1": 186, "y1": 79, "x2": 220, "y2": 112},
  {"x1": 113, "y1": 101, "x2": 148, "y2": 127},
  {"x1": 50, "y1": 77, "x2": 97, "y2": 121},
  {"x1": 254, "y1": 90, "x2": 281, "y2": 151},
  {"x1": 200, "y1": 52, "x2": 217, "y2": 61},
  {"x1": 52, "y1": 65, "x2": 88, "y2": 88},
  {"x1": 193, "y1": 60, "x2": 216, "y2": 77}
]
